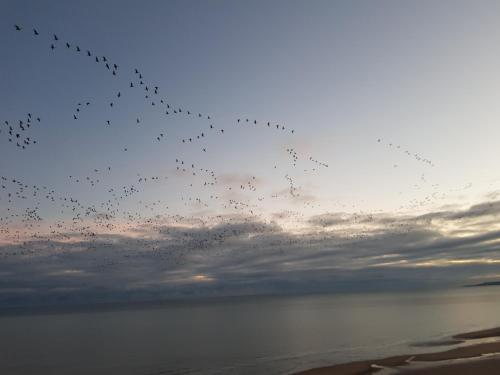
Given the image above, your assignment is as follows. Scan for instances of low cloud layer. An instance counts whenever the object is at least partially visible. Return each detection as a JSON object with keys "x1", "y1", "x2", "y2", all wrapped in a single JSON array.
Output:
[{"x1": 2, "y1": 199, "x2": 500, "y2": 308}]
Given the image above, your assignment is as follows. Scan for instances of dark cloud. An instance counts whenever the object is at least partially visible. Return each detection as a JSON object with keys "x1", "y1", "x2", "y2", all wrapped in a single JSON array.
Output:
[
  {"x1": 418, "y1": 200, "x2": 500, "y2": 221},
  {"x1": 2, "y1": 200, "x2": 500, "y2": 308}
]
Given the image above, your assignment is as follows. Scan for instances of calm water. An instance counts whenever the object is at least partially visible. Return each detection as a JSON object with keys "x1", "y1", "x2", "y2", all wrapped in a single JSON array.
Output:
[{"x1": 1, "y1": 288, "x2": 500, "y2": 375}]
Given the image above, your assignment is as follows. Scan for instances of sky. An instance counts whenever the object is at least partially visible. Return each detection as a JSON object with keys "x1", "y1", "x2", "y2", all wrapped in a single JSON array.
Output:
[{"x1": 2, "y1": 0, "x2": 500, "y2": 307}]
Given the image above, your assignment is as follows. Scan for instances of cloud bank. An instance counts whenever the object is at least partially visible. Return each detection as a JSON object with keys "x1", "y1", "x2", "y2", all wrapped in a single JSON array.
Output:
[{"x1": 2, "y1": 199, "x2": 500, "y2": 308}]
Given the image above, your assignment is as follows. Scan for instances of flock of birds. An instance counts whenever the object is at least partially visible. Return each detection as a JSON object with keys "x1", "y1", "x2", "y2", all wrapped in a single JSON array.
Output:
[
  {"x1": 0, "y1": 113, "x2": 41, "y2": 150},
  {"x1": 377, "y1": 138, "x2": 435, "y2": 168},
  {"x1": 0, "y1": 23, "x2": 454, "y2": 275}
]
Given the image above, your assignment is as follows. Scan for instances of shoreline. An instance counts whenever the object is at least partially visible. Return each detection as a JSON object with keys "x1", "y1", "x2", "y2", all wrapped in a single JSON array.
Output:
[{"x1": 295, "y1": 327, "x2": 500, "y2": 374}]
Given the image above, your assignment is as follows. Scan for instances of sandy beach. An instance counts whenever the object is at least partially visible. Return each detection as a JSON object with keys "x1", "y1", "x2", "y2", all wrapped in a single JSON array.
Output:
[{"x1": 295, "y1": 327, "x2": 500, "y2": 375}]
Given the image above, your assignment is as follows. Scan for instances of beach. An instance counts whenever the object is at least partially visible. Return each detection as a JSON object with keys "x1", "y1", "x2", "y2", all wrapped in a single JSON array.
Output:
[{"x1": 296, "y1": 327, "x2": 500, "y2": 374}]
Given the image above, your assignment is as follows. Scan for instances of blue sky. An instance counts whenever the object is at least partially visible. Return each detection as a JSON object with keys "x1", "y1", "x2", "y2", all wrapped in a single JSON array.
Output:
[{"x1": 2, "y1": 0, "x2": 500, "y2": 306}]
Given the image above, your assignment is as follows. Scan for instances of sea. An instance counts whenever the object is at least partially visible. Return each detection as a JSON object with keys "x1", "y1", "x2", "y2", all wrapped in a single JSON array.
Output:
[{"x1": 1, "y1": 287, "x2": 500, "y2": 375}]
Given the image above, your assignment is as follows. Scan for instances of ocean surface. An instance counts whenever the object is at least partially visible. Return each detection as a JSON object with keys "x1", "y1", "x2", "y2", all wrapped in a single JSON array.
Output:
[{"x1": 1, "y1": 287, "x2": 500, "y2": 375}]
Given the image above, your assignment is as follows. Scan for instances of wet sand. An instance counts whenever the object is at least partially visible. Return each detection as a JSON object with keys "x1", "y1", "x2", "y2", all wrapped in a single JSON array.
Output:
[
  {"x1": 453, "y1": 326, "x2": 500, "y2": 340},
  {"x1": 295, "y1": 327, "x2": 500, "y2": 375},
  {"x1": 405, "y1": 357, "x2": 500, "y2": 374}
]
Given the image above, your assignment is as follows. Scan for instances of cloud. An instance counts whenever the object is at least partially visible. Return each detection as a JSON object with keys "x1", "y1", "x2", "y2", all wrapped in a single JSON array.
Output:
[
  {"x1": 418, "y1": 200, "x2": 500, "y2": 221},
  {"x1": 218, "y1": 173, "x2": 263, "y2": 187},
  {"x1": 2, "y1": 199, "x2": 500, "y2": 308}
]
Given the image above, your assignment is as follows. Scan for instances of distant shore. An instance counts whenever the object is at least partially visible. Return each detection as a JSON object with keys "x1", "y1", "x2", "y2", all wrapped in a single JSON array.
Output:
[{"x1": 295, "y1": 327, "x2": 500, "y2": 374}]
